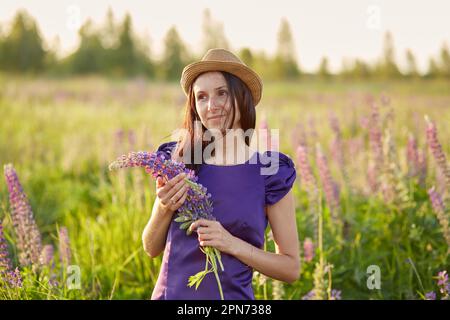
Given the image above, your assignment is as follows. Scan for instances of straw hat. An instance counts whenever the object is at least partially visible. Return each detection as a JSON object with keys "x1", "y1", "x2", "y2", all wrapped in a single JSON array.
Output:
[{"x1": 180, "y1": 48, "x2": 263, "y2": 107}]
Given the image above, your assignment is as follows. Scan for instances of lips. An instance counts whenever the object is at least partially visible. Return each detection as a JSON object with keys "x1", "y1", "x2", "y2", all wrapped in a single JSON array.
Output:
[{"x1": 208, "y1": 115, "x2": 224, "y2": 120}]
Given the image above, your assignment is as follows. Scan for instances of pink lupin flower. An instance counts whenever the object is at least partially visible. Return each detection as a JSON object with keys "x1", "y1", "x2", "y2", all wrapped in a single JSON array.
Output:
[
  {"x1": 427, "y1": 186, "x2": 450, "y2": 253},
  {"x1": 296, "y1": 144, "x2": 320, "y2": 242},
  {"x1": 407, "y1": 133, "x2": 420, "y2": 178},
  {"x1": 258, "y1": 116, "x2": 278, "y2": 151},
  {"x1": 425, "y1": 115, "x2": 450, "y2": 191},
  {"x1": 329, "y1": 112, "x2": 348, "y2": 188},
  {"x1": 4, "y1": 164, "x2": 42, "y2": 267},
  {"x1": 308, "y1": 116, "x2": 319, "y2": 141},
  {"x1": 367, "y1": 162, "x2": 378, "y2": 194},
  {"x1": 291, "y1": 122, "x2": 308, "y2": 153},
  {"x1": 329, "y1": 114, "x2": 342, "y2": 163},
  {"x1": 303, "y1": 237, "x2": 314, "y2": 262},
  {"x1": 316, "y1": 143, "x2": 340, "y2": 220},
  {"x1": 417, "y1": 148, "x2": 428, "y2": 187},
  {"x1": 368, "y1": 101, "x2": 384, "y2": 191},
  {"x1": 296, "y1": 144, "x2": 318, "y2": 192},
  {"x1": 58, "y1": 227, "x2": 72, "y2": 266},
  {"x1": 39, "y1": 244, "x2": 54, "y2": 267},
  {"x1": 436, "y1": 271, "x2": 449, "y2": 297}
]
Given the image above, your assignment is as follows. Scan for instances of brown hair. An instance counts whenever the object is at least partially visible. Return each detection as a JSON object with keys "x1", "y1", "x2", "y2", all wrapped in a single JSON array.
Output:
[{"x1": 174, "y1": 71, "x2": 256, "y2": 174}]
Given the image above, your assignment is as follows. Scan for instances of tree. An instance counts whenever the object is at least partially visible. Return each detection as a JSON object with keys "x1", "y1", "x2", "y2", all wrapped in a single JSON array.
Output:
[
  {"x1": 239, "y1": 47, "x2": 254, "y2": 68},
  {"x1": 375, "y1": 31, "x2": 401, "y2": 79},
  {"x1": 274, "y1": 18, "x2": 300, "y2": 79},
  {"x1": 317, "y1": 57, "x2": 331, "y2": 79},
  {"x1": 68, "y1": 19, "x2": 105, "y2": 74},
  {"x1": 201, "y1": 8, "x2": 229, "y2": 53},
  {"x1": 114, "y1": 13, "x2": 138, "y2": 76},
  {"x1": 159, "y1": 26, "x2": 190, "y2": 81},
  {"x1": 439, "y1": 42, "x2": 450, "y2": 78},
  {"x1": 405, "y1": 48, "x2": 419, "y2": 78},
  {"x1": 426, "y1": 57, "x2": 439, "y2": 79},
  {"x1": 0, "y1": 10, "x2": 46, "y2": 73}
]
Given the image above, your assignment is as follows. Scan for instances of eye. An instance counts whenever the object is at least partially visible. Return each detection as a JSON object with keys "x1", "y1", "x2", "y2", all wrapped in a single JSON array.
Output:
[
  {"x1": 219, "y1": 90, "x2": 227, "y2": 96},
  {"x1": 197, "y1": 94, "x2": 206, "y2": 100}
]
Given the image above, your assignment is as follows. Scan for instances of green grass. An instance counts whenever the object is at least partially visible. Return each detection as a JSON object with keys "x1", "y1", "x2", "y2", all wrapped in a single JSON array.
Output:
[{"x1": 0, "y1": 76, "x2": 449, "y2": 299}]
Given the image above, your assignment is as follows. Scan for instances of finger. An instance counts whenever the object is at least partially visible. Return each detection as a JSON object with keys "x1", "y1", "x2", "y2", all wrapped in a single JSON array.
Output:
[
  {"x1": 197, "y1": 226, "x2": 212, "y2": 234},
  {"x1": 189, "y1": 219, "x2": 212, "y2": 232},
  {"x1": 167, "y1": 172, "x2": 186, "y2": 188},
  {"x1": 156, "y1": 176, "x2": 165, "y2": 188},
  {"x1": 198, "y1": 232, "x2": 214, "y2": 241},
  {"x1": 199, "y1": 239, "x2": 215, "y2": 247},
  {"x1": 159, "y1": 172, "x2": 183, "y2": 193},
  {"x1": 161, "y1": 177, "x2": 187, "y2": 203},
  {"x1": 171, "y1": 184, "x2": 189, "y2": 204},
  {"x1": 173, "y1": 187, "x2": 189, "y2": 210}
]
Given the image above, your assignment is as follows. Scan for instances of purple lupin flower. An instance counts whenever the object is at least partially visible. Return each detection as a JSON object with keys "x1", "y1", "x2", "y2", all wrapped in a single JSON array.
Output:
[
  {"x1": 425, "y1": 291, "x2": 436, "y2": 300},
  {"x1": 58, "y1": 227, "x2": 71, "y2": 266},
  {"x1": 4, "y1": 164, "x2": 42, "y2": 267},
  {"x1": 109, "y1": 151, "x2": 213, "y2": 221},
  {"x1": 302, "y1": 289, "x2": 316, "y2": 300},
  {"x1": 109, "y1": 150, "x2": 224, "y2": 299},
  {"x1": 330, "y1": 289, "x2": 342, "y2": 300},
  {"x1": 427, "y1": 187, "x2": 450, "y2": 253},
  {"x1": 0, "y1": 223, "x2": 13, "y2": 276},
  {"x1": 0, "y1": 222, "x2": 22, "y2": 288},
  {"x1": 425, "y1": 115, "x2": 450, "y2": 191},
  {"x1": 315, "y1": 143, "x2": 340, "y2": 222}
]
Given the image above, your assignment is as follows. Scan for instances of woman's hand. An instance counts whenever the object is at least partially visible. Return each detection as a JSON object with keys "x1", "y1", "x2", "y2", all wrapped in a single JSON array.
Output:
[
  {"x1": 156, "y1": 172, "x2": 189, "y2": 214},
  {"x1": 189, "y1": 219, "x2": 238, "y2": 256}
]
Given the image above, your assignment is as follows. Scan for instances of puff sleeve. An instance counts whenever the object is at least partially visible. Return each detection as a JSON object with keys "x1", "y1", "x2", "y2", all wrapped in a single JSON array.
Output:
[
  {"x1": 156, "y1": 141, "x2": 177, "y2": 160},
  {"x1": 262, "y1": 151, "x2": 297, "y2": 206}
]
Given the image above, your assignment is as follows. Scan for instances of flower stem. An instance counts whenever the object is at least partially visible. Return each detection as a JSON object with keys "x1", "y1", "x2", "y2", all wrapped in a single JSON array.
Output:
[{"x1": 206, "y1": 247, "x2": 224, "y2": 300}]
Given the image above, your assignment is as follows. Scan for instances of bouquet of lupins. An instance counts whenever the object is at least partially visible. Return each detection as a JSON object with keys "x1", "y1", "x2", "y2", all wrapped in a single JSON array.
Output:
[{"x1": 109, "y1": 150, "x2": 225, "y2": 299}]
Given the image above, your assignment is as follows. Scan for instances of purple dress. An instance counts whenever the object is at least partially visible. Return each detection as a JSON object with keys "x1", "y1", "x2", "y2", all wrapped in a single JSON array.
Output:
[{"x1": 150, "y1": 141, "x2": 296, "y2": 300}]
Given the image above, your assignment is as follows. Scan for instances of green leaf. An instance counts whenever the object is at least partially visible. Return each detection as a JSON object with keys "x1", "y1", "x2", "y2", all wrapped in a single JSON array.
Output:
[
  {"x1": 174, "y1": 215, "x2": 191, "y2": 223},
  {"x1": 179, "y1": 221, "x2": 192, "y2": 230}
]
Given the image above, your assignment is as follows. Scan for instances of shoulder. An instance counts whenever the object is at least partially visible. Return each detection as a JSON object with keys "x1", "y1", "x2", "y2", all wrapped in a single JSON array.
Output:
[
  {"x1": 260, "y1": 150, "x2": 296, "y2": 175},
  {"x1": 260, "y1": 150, "x2": 297, "y2": 206}
]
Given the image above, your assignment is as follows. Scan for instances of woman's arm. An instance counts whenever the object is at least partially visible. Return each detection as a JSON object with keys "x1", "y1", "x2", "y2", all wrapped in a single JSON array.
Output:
[
  {"x1": 189, "y1": 189, "x2": 300, "y2": 284},
  {"x1": 233, "y1": 189, "x2": 300, "y2": 284},
  {"x1": 142, "y1": 198, "x2": 174, "y2": 258}
]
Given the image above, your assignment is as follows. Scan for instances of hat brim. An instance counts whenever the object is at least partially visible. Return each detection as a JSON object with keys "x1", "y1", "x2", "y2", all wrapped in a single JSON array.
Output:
[{"x1": 180, "y1": 60, "x2": 263, "y2": 107}]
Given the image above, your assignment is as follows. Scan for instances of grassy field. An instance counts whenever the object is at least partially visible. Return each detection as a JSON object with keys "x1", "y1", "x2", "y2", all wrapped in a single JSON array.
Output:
[{"x1": 0, "y1": 75, "x2": 449, "y2": 299}]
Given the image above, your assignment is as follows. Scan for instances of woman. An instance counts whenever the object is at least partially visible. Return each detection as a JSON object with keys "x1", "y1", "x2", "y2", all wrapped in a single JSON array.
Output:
[{"x1": 142, "y1": 48, "x2": 300, "y2": 300}]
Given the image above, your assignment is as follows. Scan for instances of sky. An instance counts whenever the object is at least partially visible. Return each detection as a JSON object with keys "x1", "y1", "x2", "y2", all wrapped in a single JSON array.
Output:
[{"x1": 1, "y1": 0, "x2": 449, "y2": 73}]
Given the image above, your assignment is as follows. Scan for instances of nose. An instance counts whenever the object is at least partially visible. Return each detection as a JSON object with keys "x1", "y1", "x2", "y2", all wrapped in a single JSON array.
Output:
[{"x1": 207, "y1": 96, "x2": 221, "y2": 112}]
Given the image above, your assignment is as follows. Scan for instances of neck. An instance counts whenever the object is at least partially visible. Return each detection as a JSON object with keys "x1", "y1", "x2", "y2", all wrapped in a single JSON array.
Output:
[{"x1": 209, "y1": 131, "x2": 253, "y2": 165}]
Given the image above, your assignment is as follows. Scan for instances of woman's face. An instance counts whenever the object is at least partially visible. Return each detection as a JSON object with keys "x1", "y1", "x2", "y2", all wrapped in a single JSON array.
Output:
[{"x1": 193, "y1": 71, "x2": 241, "y2": 130}]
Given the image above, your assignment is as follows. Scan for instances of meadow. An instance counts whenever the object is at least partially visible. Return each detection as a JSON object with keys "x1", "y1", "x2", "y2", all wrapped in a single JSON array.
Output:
[{"x1": 0, "y1": 75, "x2": 449, "y2": 299}]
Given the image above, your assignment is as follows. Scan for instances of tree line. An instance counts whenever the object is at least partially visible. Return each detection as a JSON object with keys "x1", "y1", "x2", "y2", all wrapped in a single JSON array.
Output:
[{"x1": 0, "y1": 8, "x2": 449, "y2": 80}]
